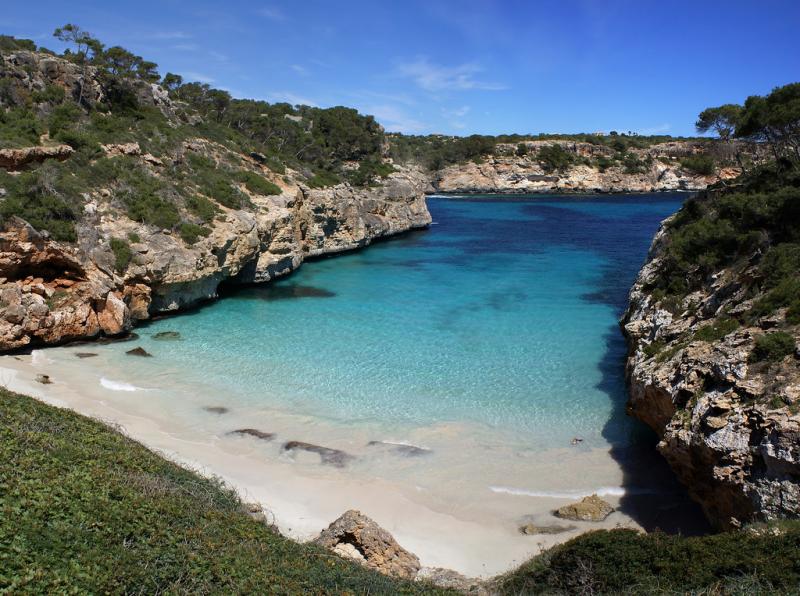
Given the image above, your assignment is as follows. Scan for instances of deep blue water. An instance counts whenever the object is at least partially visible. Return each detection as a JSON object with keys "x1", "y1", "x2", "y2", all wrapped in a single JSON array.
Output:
[{"x1": 120, "y1": 193, "x2": 683, "y2": 449}]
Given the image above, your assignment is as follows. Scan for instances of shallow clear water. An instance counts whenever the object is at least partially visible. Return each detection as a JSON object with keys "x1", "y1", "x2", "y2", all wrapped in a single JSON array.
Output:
[{"x1": 105, "y1": 193, "x2": 683, "y2": 449}]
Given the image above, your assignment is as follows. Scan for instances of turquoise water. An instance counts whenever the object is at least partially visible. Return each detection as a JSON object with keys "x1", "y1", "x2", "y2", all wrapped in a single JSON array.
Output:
[{"x1": 125, "y1": 193, "x2": 683, "y2": 449}]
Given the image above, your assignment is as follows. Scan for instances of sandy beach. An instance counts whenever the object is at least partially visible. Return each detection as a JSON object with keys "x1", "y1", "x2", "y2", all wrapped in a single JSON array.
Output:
[{"x1": 0, "y1": 346, "x2": 656, "y2": 578}]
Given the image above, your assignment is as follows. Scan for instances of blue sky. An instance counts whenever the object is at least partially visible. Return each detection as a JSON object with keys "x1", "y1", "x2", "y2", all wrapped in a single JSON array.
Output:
[{"x1": 3, "y1": 1, "x2": 798, "y2": 136}]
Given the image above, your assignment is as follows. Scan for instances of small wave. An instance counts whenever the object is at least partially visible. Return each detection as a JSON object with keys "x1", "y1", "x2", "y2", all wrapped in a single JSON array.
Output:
[
  {"x1": 381, "y1": 440, "x2": 431, "y2": 451},
  {"x1": 489, "y1": 485, "x2": 635, "y2": 499},
  {"x1": 31, "y1": 350, "x2": 53, "y2": 365},
  {"x1": 100, "y1": 377, "x2": 141, "y2": 392}
]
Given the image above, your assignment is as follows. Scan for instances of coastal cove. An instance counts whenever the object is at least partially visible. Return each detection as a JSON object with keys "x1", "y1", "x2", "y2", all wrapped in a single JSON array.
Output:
[{"x1": 0, "y1": 193, "x2": 707, "y2": 577}]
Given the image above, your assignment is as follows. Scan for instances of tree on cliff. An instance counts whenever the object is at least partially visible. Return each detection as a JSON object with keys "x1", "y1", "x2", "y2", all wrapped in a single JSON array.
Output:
[{"x1": 53, "y1": 24, "x2": 103, "y2": 105}]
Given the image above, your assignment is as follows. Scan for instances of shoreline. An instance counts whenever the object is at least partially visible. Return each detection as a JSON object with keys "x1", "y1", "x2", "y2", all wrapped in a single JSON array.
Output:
[{"x1": 0, "y1": 349, "x2": 662, "y2": 578}]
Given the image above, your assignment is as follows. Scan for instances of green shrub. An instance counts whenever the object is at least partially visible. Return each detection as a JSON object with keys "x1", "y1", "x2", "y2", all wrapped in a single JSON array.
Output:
[
  {"x1": 234, "y1": 170, "x2": 282, "y2": 195},
  {"x1": 127, "y1": 232, "x2": 141, "y2": 243},
  {"x1": 497, "y1": 526, "x2": 800, "y2": 595},
  {"x1": 694, "y1": 317, "x2": 740, "y2": 342},
  {"x1": 594, "y1": 156, "x2": 616, "y2": 172},
  {"x1": 537, "y1": 144, "x2": 574, "y2": 173},
  {"x1": 681, "y1": 154, "x2": 716, "y2": 176},
  {"x1": 347, "y1": 159, "x2": 395, "y2": 187},
  {"x1": 31, "y1": 84, "x2": 66, "y2": 105},
  {"x1": 621, "y1": 152, "x2": 647, "y2": 174},
  {"x1": 750, "y1": 332, "x2": 796, "y2": 363},
  {"x1": 185, "y1": 195, "x2": 217, "y2": 223},
  {"x1": 0, "y1": 108, "x2": 42, "y2": 148},
  {"x1": 179, "y1": 222, "x2": 211, "y2": 245},
  {"x1": 121, "y1": 175, "x2": 179, "y2": 229},
  {"x1": 47, "y1": 102, "x2": 82, "y2": 138},
  {"x1": 109, "y1": 238, "x2": 132, "y2": 273},
  {"x1": 516, "y1": 143, "x2": 528, "y2": 156},
  {"x1": 0, "y1": 167, "x2": 77, "y2": 241},
  {"x1": 187, "y1": 154, "x2": 245, "y2": 209},
  {"x1": 307, "y1": 170, "x2": 341, "y2": 188}
]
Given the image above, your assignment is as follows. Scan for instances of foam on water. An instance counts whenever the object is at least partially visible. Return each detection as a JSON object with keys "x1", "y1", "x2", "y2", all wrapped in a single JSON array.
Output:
[{"x1": 100, "y1": 377, "x2": 141, "y2": 392}]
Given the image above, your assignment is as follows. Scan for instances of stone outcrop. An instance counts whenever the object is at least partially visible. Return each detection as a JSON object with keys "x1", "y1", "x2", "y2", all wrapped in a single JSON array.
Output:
[
  {"x1": 314, "y1": 510, "x2": 421, "y2": 580},
  {"x1": 433, "y1": 140, "x2": 742, "y2": 194},
  {"x1": 0, "y1": 145, "x2": 74, "y2": 170},
  {"x1": 554, "y1": 495, "x2": 614, "y2": 522},
  {"x1": 0, "y1": 152, "x2": 430, "y2": 350},
  {"x1": 622, "y1": 214, "x2": 800, "y2": 529}
]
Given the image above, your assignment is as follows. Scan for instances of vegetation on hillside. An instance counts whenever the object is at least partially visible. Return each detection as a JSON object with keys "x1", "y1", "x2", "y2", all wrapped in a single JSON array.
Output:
[
  {"x1": 0, "y1": 29, "x2": 395, "y2": 243},
  {"x1": 0, "y1": 389, "x2": 444, "y2": 594},
  {"x1": 496, "y1": 525, "x2": 800, "y2": 594}
]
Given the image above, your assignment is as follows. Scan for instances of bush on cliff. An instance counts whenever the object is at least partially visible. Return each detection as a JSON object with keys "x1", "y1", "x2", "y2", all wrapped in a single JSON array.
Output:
[
  {"x1": 750, "y1": 332, "x2": 797, "y2": 363},
  {"x1": 497, "y1": 526, "x2": 800, "y2": 594},
  {"x1": 0, "y1": 390, "x2": 444, "y2": 594}
]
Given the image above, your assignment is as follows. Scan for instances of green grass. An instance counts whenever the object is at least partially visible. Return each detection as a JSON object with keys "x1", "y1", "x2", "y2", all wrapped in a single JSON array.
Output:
[
  {"x1": 234, "y1": 170, "x2": 282, "y2": 196},
  {"x1": 694, "y1": 317, "x2": 740, "y2": 342},
  {"x1": 179, "y1": 222, "x2": 211, "y2": 245},
  {"x1": 496, "y1": 526, "x2": 800, "y2": 595},
  {"x1": 0, "y1": 390, "x2": 445, "y2": 594}
]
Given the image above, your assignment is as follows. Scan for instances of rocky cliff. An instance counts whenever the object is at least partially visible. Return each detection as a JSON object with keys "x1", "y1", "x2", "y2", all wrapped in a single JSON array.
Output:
[
  {"x1": 0, "y1": 48, "x2": 430, "y2": 350},
  {"x1": 621, "y1": 178, "x2": 800, "y2": 528},
  {"x1": 0, "y1": 165, "x2": 429, "y2": 350},
  {"x1": 434, "y1": 140, "x2": 741, "y2": 194}
]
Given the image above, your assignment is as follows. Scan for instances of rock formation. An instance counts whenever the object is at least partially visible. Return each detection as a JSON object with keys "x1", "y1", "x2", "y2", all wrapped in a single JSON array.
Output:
[
  {"x1": 433, "y1": 140, "x2": 742, "y2": 194},
  {"x1": 314, "y1": 509, "x2": 421, "y2": 580},
  {"x1": 554, "y1": 495, "x2": 614, "y2": 522},
  {"x1": 622, "y1": 208, "x2": 800, "y2": 528}
]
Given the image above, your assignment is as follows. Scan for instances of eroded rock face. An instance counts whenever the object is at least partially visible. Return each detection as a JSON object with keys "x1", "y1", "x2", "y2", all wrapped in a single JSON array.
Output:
[
  {"x1": 433, "y1": 140, "x2": 743, "y2": 194},
  {"x1": 314, "y1": 509, "x2": 421, "y2": 579},
  {"x1": 622, "y1": 216, "x2": 800, "y2": 528},
  {"x1": 0, "y1": 145, "x2": 74, "y2": 170}
]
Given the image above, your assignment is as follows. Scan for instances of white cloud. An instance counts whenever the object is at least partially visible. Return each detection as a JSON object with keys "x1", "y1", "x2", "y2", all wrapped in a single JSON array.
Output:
[
  {"x1": 398, "y1": 57, "x2": 507, "y2": 93},
  {"x1": 182, "y1": 71, "x2": 215, "y2": 84},
  {"x1": 258, "y1": 7, "x2": 288, "y2": 21},
  {"x1": 637, "y1": 123, "x2": 671, "y2": 135},
  {"x1": 442, "y1": 106, "x2": 471, "y2": 130},
  {"x1": 267, "y1": 92, "x2": 318, "y2": 106},
  {"x1": 367, "y1": 105, "x2": 428, "y2": 134},
  {"x1": 149, "y1": 31, "x2": 192, "y2": 40},
  {"x1": 171, "y1": 43, "x2": 199, "y2": 52},
  {"x1": 291, "y1": 64, "x2": 309, "y2": 76}
]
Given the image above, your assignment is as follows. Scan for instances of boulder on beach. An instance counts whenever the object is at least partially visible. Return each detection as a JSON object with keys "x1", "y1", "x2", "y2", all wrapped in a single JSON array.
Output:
[
  {"x1": 35, "y1": 374, "x2": 52, "y2": 384},
  {"x1": 282, "y1": 440, "x2": 354, "y2": 467},
  {"x1": 230, "y1": 428, "x2": 274, "y2": 440},
  {"x1": 554, "y1": 494, "x2": 614, "y2": 522},
  {"x1": 153, "y1": 331, "x2": 181, "y2": 341},
  {"x1": 126, "y1": 347, "x2": 152, "y2": 357},
  {"x1": 314, "y1": 509, "x2": 420, "y2": 579}
]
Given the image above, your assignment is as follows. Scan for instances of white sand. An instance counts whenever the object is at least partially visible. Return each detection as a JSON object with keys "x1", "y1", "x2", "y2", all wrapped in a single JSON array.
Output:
[{"x1": 0, "y1": 350, "x2": 645, "y2": 578}]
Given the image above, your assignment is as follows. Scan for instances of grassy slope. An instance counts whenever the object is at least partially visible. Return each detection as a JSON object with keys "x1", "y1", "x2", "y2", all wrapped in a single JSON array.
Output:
[{"x1": 0, "y1": 389, "x2": 446, "y2": 594}]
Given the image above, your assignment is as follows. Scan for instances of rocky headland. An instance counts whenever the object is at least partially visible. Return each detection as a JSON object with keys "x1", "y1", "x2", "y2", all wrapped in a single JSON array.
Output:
[
  {"x1": 433, "y1": 139, "x2": 741, "y2": 194},
  {"x1": 622, "y1": 176, "x2": 800, "y2": 528}
]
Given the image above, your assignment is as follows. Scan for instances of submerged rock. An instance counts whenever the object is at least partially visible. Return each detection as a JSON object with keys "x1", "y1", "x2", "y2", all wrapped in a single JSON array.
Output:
[
  {"x1": 314, "y1": 509, "x2": 420, "y2": 579},
  {"x1": 74, "y1": 352, "x2": 98, "y2": 359},
  {"x1": 35, "y1": 374, "x2": 52, "y2": 384},
  {"x1": 125, "y1": 346, "x2": 152, "y2": 357},
  {"x1": 204, "y1": 406, "x2": 229, "y2": 414},
  {"x1": 230, "y1": 428, "x2": 274, "y2": 441},
  {"x1": 282, "y1": 440, "x2": 354, "y2": 467},
  {"x1": 519, "y1": 523, "x2": 577, "y2": 535},
  {"x1": 554, "y1": 495, "x2": 614, "y2": 522},
  {"x1": 152, "y1": 331, "x2": 181, "y2": 341},
  {"x1": 366, "y1": 440, "x2": 432, "y2": 457}
]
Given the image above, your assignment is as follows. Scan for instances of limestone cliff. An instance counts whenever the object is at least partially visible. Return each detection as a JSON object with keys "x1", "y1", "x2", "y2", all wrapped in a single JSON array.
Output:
[
  {"x1": 434, "y1": 140, "x2": 741, "y2": 194},
  {"x1": 0, "y1": 49, "x2": 430, "y2": 350},
  {"x1": 0, "y1": 166, "x2": 429, "y2": 350},
  {"x1": 621, "y1": 181, "x2": 800, "y2": 528}
]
